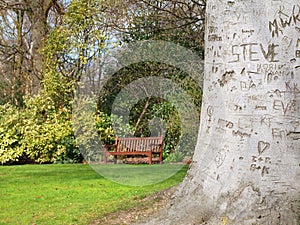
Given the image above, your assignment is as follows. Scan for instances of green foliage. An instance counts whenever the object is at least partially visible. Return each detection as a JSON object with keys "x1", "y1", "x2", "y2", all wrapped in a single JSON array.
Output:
[
  {"x1": 0, "y1": 0, "x2": 110, "y2": 164},
  {"x1": 21, "y1": 96, "x2": 74, "y2": 163},
  {"x1": 164, "y1": 151, "x2": 184, "y2": 163},
  {"x1": 96, "y1": 111, "x2": 115, "y2": 144},
  {"x1": 98, "y1": 62, "x2": 201, "y2": 159},
  {"x1": 0, "y1": 97, "x2": 82, "y2": 165},
  {"x1": 0, "y1": 104, "x2": 24, "y2": 163},
  {"x1": 43, "y1": 0, "x2": 106, "y2": 86},
  {"x1": 120, "y1": 1, "x2": 205, "y2": 57},
  {"x1": 96, "y1": 111, "x2": 133, "y2": 144},
  {"x1": 151, "y1": 100, "x2": 181, "y2": 155},
  {"x1": 72, "y1": 96, "x2": 134, "y2": 162},
  {"x1": 101, "y1": 0, "x2": 205, "y2": 160}
]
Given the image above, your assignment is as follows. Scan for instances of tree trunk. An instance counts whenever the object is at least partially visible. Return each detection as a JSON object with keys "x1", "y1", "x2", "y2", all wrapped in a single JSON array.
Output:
[
  {"x1": 0, "y1": 0, "x2": 64, "y2": 103},
  {"x1": 25, "y1": 0, "x2": 48, "y2": 94},
  {"x1": 138, "y1": 0, "x2": 300, "y2": 224}
]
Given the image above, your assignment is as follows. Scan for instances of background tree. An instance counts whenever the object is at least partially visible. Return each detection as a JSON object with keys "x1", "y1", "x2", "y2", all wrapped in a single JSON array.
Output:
[
  {"x1": 105, "y1": 0, "x2": 206, "y2": 54},
  {"x1": 138, "y1": 0, "x2": 300, "y2": 224},
  {"x1": 0, "y1": 0, "x2": 64, "y2": 106}
]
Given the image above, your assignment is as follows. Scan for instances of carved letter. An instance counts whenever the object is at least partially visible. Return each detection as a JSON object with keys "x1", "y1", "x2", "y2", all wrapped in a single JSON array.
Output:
[{"x1": 260, "y1": 43, "x2": 279, "y2": 62}]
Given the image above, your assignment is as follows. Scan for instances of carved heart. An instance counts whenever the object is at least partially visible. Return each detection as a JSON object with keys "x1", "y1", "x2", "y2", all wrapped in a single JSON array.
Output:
[{"x1": 258, "y1": 141, "x2": 270, "y2": 155}]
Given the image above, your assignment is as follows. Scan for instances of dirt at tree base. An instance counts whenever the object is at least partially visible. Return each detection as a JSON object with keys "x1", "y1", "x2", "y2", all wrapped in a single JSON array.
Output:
[{"x1": 89, "y1": 186, "x2": 178, "y2": 225}]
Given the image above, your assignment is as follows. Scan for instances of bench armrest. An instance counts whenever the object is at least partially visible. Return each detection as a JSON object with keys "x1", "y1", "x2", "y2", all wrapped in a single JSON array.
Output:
[
  {"x1": 104, "y1": 144, "x2": 116, "y2": 147},
  {"x1": 104, "y1": 144, "x2": 117, "y2": 151}
]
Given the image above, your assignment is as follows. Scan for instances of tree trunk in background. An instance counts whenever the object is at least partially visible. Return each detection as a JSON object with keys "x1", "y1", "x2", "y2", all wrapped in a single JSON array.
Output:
[
  {"x1": 0, "y1": 0, "x2": 64, "y2": 104},
  {"x1": 25, "y1": 0, "x2": 51, "y2": 94},
  {"x1": 139, "y1": 0, "x2": 300, "y2": 224}
]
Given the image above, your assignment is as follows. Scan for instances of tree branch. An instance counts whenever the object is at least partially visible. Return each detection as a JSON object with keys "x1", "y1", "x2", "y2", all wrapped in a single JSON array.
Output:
[{"x1": 0, "y1": 0, "x2": 26, "y2": 10}]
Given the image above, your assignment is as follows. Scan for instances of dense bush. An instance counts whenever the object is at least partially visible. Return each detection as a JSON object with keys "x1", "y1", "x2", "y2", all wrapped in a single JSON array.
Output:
[
  {"x1": 164, "y1": 151, "x2": 184, "y2": 163},
  {"x1": 0, "y1": 104, "x2": 24, "y2": 164},
  {"x1": 0, "y1": 96, "x2": 82, "y2": 165}
]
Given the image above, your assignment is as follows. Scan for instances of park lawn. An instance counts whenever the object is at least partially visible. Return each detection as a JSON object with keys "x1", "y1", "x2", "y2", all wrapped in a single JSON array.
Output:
[{"x1": 0, "y1": 163, "x2": 187, "y2": 225}]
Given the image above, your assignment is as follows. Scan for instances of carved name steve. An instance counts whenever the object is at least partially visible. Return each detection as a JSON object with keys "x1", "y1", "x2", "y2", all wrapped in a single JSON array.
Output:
[{"x1": 229, "y1": 43, "x2": 279, "y2": 63}]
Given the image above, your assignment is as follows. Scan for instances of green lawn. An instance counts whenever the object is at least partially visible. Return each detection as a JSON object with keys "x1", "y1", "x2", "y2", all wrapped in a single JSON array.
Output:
[{"x1": 0, "y1": 164, "x2": 187, "y2": 224}]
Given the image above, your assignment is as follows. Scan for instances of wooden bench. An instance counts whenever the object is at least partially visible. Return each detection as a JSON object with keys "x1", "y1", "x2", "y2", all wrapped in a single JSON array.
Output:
[{"x1": 104, "y1": 136, "x2": 164, "y2": 164}]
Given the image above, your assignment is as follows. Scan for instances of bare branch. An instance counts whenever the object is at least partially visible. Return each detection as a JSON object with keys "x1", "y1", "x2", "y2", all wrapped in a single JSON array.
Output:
[{"x1": 0, "y1": 0, "x2": 26, "y2": 11}]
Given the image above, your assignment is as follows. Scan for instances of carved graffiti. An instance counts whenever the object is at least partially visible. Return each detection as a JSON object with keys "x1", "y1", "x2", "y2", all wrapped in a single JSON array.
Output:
[
  {"x1": 229, "y1": 43, "x2": 279, "y2": 63},
  {"x1": 218, "y1": 118, "x2": 234, "y2": 129},
  {"x1": 215, "y1": 151, "x2": 226, "y2": 167},
  {"x1": 250, "y1": 165, "x2": 270, "y2": 177},
  {"x1": 287, "y1": 131, "x2": 300, "y2": 140},
  {"x1": 207, "y1": 106, "x2": 214, "y2": 117},
  {"x1": 215, "y1": 145, "x2": 229, "y2": 167},
  {"x1": 255, "y1": 105, "x2": 267, "y2": 110},
  {"x1": 260, "y1": 44, "x2": 279, "y2": 62},
  {"x1": 256, "y1": 63, "x2": 295, "y2": 83},
  {"x1": 282, "y1": 36, "x2": 293, "y2": 50},
  {"x1": 206, "y1": 2, "x2": 298, "y2": 181},
  {"x1": 240, "y1": 79, "x2": 262, "y2": 91},
  {"x1": 242, "y1": 29, "x2": 255, "y2": 36},
  {"x1": 218, "y1": 70, "x2": 235, "y2": 87},
  {"x1": 232, "y1": 130, "x2": 251, "y2": 138},
  {"x1": 252, "y1": 116, "x2": 272, "y2": 128},
  {"x1": 269, "y1": 5, "x2": 300, "y2": 37},
  {"x1": 272, "y1": 128, "x2": 286, "y2": 139},
  {"x1": 250, "y1": 155, "x2": 271, "y2": 177},
  {"x1": 257, "y1": 63, "x2": 285, "y2": 71},
  {"x1": 206, "y1": 46, "x2": 222, "y2": 60},
  {"x1": 208, "y1": 26, "x2": 218, "y2": 34},
  {"x1": 234, "y1": 104, "x2": 243, "y2": 111},
  {"x1": 207, "y1": 106, "x2": 213, "y2": 124},
  {"x1": 273, "y1": 99, "x2": 297, "y2": 115},
  {"x1": 258, "y1": 141, "x2": 270, "y2": 155},
  {"x1": 208, "y1": 34, "x2": 222, "y2": 42}
]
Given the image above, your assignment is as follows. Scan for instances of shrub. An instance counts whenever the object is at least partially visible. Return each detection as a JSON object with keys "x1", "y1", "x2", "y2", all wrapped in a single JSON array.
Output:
[
  {"x1": 0, "y1": 96, "x2": 82, "y2": 165},
  {"x1": 0, "y1": 104, "x2": 24, "y2": 164},
  {"x1": 164, "y1": 151, "x2": 184, "y2": 163}
]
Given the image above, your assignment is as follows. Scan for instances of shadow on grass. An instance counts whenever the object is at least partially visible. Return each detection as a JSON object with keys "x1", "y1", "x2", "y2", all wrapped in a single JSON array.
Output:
[{"x1": 92, "y1": 163, "x2": 186, "y2": 186}]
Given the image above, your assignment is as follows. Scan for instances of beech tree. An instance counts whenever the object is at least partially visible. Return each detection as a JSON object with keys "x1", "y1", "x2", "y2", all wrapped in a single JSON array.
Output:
[{"x1": 138, "y1": 0, "x2": 300, "y2": 224}]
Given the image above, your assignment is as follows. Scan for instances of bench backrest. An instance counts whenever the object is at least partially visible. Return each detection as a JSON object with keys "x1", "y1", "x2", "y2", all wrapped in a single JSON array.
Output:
[{"x1": 114, "y1": 136, "x2": 164, "y2": 152}]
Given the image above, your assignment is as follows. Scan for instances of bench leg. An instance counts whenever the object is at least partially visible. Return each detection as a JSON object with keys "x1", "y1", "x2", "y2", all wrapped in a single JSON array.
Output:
[
  {"x1": 159, "y1": 152, "x2": 163, "y2": 164},
  {"x1": 104, "y1": 151, "x2": 107, "y2": 164},
  {"x1": 114, "y1": 155, "x2": 117, "y2": 164},
  {"x1": 149, "y1": 152, "x2": 152, "y2": 165}
]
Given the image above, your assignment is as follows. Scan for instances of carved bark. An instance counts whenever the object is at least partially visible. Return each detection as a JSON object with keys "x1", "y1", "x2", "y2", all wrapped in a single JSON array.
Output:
[{"x1": 137, "y1": 0, "x2": 300, "y2": 224}]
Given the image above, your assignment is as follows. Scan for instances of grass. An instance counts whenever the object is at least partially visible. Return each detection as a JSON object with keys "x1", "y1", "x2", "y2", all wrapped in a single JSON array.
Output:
[{"x1": 0, "y1": 163, "x2": 188, "y2": 225}]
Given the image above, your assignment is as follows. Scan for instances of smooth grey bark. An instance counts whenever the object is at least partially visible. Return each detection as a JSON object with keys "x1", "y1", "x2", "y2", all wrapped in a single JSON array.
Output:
[{"x1": 137, "y1": 0, "x2": 300, "y2": 224}]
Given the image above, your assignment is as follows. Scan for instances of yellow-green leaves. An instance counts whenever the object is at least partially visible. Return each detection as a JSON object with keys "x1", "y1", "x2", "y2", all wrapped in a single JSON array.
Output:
[{"x1": 0, "y1": 96, "x2": 77, "y2": 164}]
